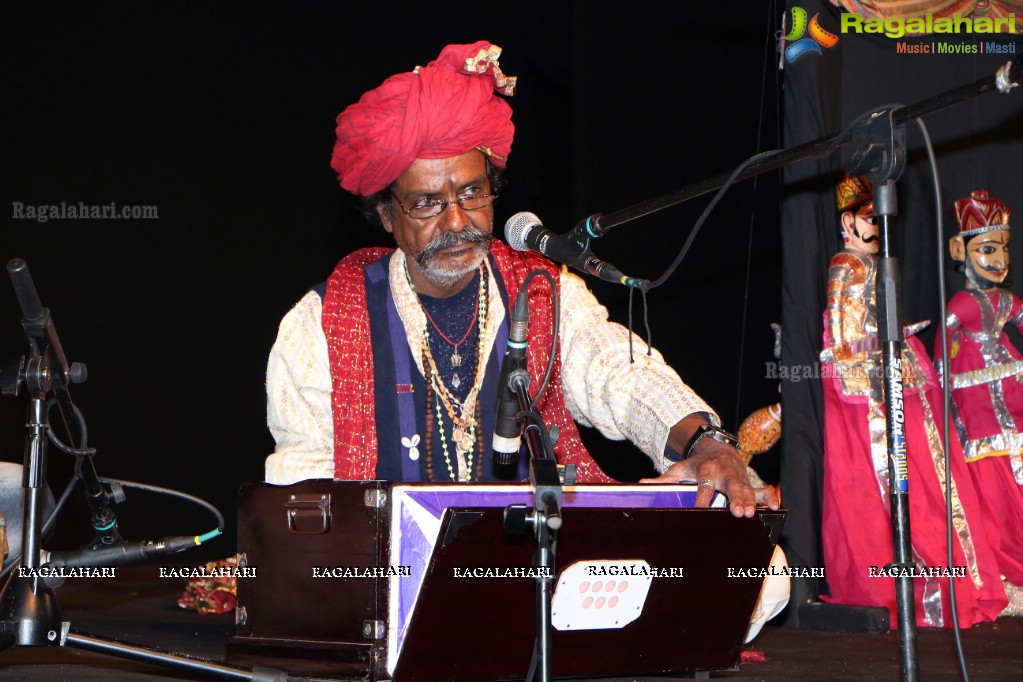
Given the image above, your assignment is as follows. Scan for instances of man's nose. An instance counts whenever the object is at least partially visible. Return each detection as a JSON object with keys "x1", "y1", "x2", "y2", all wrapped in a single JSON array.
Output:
[{"x1": 438, "y1": 200, "x2": 469, "y2": 232}]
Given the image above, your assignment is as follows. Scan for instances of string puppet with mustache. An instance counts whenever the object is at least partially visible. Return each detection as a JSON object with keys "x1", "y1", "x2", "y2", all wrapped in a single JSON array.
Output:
[{"x1": 817, "y1": 175, "x2": 1010, "y2": 627}]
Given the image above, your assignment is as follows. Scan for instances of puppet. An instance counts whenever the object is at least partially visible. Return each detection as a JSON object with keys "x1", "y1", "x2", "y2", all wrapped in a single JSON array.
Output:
[
  {"x1": 944, "y1": 189, "x2": 1023, "y2": 607},
  {"x1": 818, "y1": 174, "x2": 1008, "y2": 627}
]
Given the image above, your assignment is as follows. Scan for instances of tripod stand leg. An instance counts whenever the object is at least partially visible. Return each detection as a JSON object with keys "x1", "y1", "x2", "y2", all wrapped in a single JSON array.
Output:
[
  {"x1": 0, "y1": 397, "x2": 63, "y2": 649},
  {"x1": 66, "y1": 631, "x2": 289, "y2": 681}
]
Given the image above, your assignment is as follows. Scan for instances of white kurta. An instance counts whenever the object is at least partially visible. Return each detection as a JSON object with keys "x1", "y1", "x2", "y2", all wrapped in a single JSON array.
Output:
[{"x1": 265, "y1": 251, "x2": 716, "y2": 484}]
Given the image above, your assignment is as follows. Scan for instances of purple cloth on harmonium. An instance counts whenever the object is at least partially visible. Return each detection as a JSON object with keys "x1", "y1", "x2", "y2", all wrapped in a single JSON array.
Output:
[{"x1": 390, "y1": 485, "x2": 721, "y2": 655}]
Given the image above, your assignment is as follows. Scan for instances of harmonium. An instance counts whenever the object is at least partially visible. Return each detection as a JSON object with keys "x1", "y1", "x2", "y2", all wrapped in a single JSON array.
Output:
[{"x1": 228, "y1": 481, "x2": 785, "y2": 681}]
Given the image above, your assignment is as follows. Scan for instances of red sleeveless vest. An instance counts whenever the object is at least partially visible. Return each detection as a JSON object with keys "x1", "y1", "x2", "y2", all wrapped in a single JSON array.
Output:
[{"x1": 320, "y1": 240, "x2": 612, "y2": 482}]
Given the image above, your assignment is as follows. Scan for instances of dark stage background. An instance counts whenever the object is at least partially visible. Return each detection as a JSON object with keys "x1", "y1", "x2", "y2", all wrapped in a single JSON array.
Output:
[
  {"x1": 3, "y1": 0, "x2": 1019, "y2": 588},
  {"x1": 0, "y1": 2, "x2": 786, "y2": 560}
]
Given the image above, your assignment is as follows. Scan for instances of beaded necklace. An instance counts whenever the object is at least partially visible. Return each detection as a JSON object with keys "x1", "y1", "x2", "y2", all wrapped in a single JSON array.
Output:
[
  {"x1": 420, "y1": 286, "x2": 480, "y2": 385},
  {"x1": 414, "y1": 265, "x2": 490, "y2": 482}
]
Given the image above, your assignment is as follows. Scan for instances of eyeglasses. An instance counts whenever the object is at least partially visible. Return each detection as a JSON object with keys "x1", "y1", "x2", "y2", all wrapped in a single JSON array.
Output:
[{"x1": 390, "y1": 190, "x2": 498, "y2": 220}]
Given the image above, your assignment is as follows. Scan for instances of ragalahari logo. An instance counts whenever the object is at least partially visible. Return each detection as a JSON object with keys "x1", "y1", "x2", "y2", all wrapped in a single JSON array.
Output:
[{"x1": 785, "y1": 6, "x2": 840, "y2": 62}]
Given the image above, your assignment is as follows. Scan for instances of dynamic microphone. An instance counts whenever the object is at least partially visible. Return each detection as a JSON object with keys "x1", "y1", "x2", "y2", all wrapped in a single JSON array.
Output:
[
  {"x1": 504, "y1": 212, "x2": 644, "y2": 287},
  {"x1": 43, "y1": 536, "x2": 197, "y2": 569},
  {"x1": 493, "y1": 287, "x2": 530, "y2": 469},
  {"x1": 7, "y1": 258, "x2": 46, "y2": 323}
]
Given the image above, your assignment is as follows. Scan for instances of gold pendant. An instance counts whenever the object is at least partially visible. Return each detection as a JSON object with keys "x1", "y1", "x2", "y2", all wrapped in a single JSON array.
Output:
[
  {"x1": 459, "y1": 432, "x2": 474, "y2": 451},
  {"x1": 451, "y1": 350, "x2": 463, "y2": 367}
]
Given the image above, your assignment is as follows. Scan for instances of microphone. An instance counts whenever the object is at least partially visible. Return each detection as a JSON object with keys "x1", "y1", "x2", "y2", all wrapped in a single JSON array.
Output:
[
  {"x1": 504, "y1": 212, "x2": 644, "y2": 287},
  {"x1": 7, "y1": 258, "x2": 46, "y2": 323},
  {"x1": 43, "y1": 536, "x2": 197, "y2": 569},
  {"x1": 493, "y1": 287, "x2": 531, "y2": 468}
]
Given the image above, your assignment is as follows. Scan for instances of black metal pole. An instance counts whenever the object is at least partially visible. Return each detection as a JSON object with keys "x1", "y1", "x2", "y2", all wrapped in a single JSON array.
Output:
[
  {"x1": 873, "y1": 182, "x2": 918, "y2": 682},
  {"x1": 528, "y1": 512, "x2": 555, "y2": 682},
  {"x1": 0, "y1": 395, "x2": 63, "y2": 651},
  {"x1": 515, "y1": 383, "x2": 560, "y2": 682}
]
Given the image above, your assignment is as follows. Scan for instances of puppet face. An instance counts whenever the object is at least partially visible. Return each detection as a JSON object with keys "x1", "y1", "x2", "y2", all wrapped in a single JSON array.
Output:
[
  {"x1": 840, "y1": 201, "x2": 880, "y2": 255},
  {"x1": 952, "y1": 229, "x2": 1011, "y2": 288}
]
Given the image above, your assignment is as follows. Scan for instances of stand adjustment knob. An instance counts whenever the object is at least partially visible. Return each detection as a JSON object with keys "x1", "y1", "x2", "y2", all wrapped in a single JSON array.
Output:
[{"x1": 68, "y1": 362, "x2": 87, "y2": 384}]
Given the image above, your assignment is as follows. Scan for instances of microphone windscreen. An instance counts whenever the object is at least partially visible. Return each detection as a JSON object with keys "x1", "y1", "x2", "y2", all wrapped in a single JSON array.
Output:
[{"x1": 504, "y1": 212, "x2": 541, "y2": 252}]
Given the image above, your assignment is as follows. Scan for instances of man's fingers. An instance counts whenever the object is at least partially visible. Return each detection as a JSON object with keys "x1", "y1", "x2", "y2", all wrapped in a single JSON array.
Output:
[
  {"x1": 754, "y1": 484, "x2": 782, "y2": 508},
  {"x1": 726, "y1": 479, "x2": 757, "y2": 518},
  {"x1": 693, "y1": 478, "x2": 716, "y2": 507}
]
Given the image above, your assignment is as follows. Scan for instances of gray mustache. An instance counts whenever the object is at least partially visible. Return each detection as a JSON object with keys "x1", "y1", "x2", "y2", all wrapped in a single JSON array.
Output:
[{"x1": 416, "y1": 227, "x2": 493, "y2": 265}]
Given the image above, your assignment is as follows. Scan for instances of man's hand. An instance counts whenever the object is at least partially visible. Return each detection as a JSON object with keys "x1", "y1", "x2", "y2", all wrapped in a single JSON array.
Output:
[{"x1": 640, "y1": 415, "x2": 781, "y2": 518}]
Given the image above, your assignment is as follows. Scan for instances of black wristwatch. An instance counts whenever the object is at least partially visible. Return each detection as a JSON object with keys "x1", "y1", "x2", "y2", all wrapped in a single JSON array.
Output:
[
  {"x1": 681, "y1": 423, "x2": 738, "y2": 461},
  {"x1": 662, "y1": 422, "x2": 739, "y2": 463}
]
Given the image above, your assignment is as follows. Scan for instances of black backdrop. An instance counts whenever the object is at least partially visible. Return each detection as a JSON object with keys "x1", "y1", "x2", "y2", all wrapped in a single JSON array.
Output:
[
  {"x1": 7, "y1": 0, "x2": 1018, "y2": 589},
  {"x1": 1, "y1": 2, "x2": 786, "y2": 560},
  {"x1": 779, "y1": 0, "x2": 1023, "y2": 615}
]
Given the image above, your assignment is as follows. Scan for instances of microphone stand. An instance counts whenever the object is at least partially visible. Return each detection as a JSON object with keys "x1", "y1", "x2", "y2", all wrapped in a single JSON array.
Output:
[
  {"x1": 502, "y1": 367, "x2": 573, "y2": 682},
  {"x1": 0, "y1": 258, "x2": 86, "y2": 651},
  {"x1": 0, "y1": 259, "x2": 289, "y2": 682},
  {"x1": 6, "y1": 259, "x2": 125, "y2": 565},
  {"x1": 846, "y1": 112, "x2": 919, "y2": 680},
  {"x1": 558, "y1": 55, "x2": 1022, "y2": 682},
  {"x1": 574, "y1": 55, "x2": 1021, "y2": 237}
]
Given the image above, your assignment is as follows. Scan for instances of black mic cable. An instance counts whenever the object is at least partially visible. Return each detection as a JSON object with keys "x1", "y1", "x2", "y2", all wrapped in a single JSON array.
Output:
[{"x1": 492, "y1": 269, "x2": 561, "y2": 472}]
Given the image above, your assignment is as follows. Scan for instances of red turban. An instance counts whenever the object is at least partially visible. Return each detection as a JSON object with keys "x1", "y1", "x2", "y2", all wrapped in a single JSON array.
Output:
[{"x1": 330, "y1": 41, "x2": 516, "y2": 197}]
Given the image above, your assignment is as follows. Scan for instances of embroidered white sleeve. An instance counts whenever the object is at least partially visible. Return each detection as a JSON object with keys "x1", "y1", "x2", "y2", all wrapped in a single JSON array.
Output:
[
  {"x1": 558, "y1": 270, "x2": 718, "y2": 471},
  {"x1": 265, "y1": 290, "x2": 336, "y2": 484}
]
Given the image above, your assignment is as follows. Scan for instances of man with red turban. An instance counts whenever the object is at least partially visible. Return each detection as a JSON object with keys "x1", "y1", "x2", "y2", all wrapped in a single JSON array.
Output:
[
  {"x1": 264, "y1": 41, "x2": 775, "y2": 518},
  {"x1": 263, "y1": 38, "x2": 788, "y2": 643}
]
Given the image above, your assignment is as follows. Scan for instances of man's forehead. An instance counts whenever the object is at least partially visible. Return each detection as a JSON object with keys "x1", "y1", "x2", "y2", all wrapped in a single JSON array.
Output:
[{"x1": 393, "y1": 152, "x2": 488, "y2": 193}]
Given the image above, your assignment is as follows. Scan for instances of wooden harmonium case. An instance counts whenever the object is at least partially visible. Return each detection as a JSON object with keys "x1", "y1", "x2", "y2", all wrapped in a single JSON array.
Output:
[{"x1": 229, "y1": 480, "x2": 784, "y2": 681}]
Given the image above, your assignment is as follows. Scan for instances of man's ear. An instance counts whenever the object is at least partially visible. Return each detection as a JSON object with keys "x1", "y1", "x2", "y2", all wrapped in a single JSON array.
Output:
[
  {"x1": 949, "y1": 235, "x2": 965, "y2": 262},
  {"x1": 376, "y1": 203, "x2": 394, "y2": 234}
]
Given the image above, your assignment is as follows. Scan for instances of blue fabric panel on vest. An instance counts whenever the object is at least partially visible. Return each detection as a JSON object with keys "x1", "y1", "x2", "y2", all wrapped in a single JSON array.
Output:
[
  {"x1": 359, "y1": 253, "x2": 528, "y2": 482},
  {"x1": 364, "y1": 256, "x2": 421, "y2": 481}
]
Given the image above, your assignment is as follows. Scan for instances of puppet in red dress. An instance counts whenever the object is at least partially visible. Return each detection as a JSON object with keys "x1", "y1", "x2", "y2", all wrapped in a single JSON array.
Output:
[
  {"x1": 945, "y1": 190, "x2": 1023, "y2": 607},
  {"x1": 819, "y1": 174, "x2": 1008, "y2": 627}
]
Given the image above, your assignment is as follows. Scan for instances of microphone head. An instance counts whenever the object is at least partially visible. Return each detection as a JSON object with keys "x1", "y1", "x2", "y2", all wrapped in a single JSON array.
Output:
[{"x1": 504, "y1": 212, "x2": 541, "y2": 252}]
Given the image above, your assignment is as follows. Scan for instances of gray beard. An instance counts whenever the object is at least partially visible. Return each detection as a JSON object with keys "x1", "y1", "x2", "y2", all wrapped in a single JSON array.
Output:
[{"x1": 414, "y1": 226, "x2": 493, "y2": 290}]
